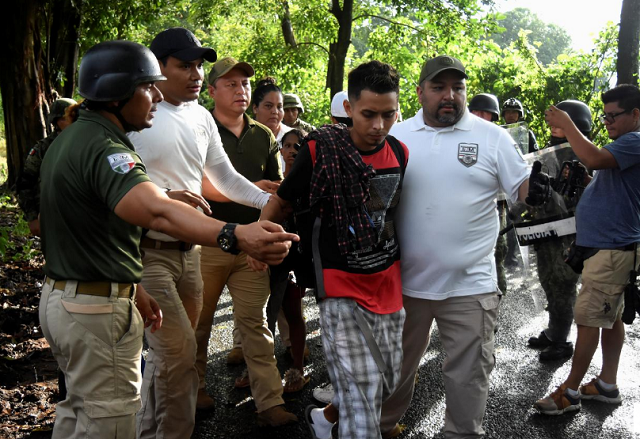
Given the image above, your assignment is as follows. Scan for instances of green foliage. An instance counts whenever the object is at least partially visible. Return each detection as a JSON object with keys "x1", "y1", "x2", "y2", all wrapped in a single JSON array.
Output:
[
  {"x1": 469, "y1": 23, "x2": 618, "y2": 147},
  {"x1": 66, "y1": 0, "x2": 619, "y2": 147},
  {"x1": 489, "y1": 8, "x2": 572, "y2": 65},
  {"x1": 0, "y1": 193, "x2": 39, "y2": 262}
]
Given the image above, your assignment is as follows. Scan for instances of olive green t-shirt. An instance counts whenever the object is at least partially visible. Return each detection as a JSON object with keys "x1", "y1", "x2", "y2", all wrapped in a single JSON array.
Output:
[
  {"x1": 40, "y1": 109, "x2": 151, "y2": 283},
  {"x1": 208, "y1": 114, "x2": 282, "y2": 224}
]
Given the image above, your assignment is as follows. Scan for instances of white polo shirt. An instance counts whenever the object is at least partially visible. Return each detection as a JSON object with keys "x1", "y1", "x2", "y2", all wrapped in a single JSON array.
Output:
[
  {"x1": 129, "y1": 100, "x2": 228, "y2": 241},
  {"x1": 391, "y1": 109, "x2": 529, "y2": 300}
]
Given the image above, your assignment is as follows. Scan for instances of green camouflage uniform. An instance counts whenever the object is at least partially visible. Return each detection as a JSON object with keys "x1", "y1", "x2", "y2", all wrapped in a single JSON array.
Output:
[
  {"x1": 533, "y1": 188, "x2": 579, "y2": 342},
  {"x1": 535, "y1": 236, "x2": 578, "y2": 342},
  {"x1": 495, "y1": 201, "x2": 508, "y2": 294},
  {"x1": 16, "y1": 131, "x2": 59, "y2": 221},
  {"x1": 288, "y1": 118, "x2": 315, "y2": 133}
]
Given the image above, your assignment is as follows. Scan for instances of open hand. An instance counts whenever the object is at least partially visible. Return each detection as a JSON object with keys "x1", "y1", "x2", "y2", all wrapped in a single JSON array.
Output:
[
  {"x1": 135, "y1": 285, "x2": 163, "y2": 333},
  {"x1": 167, "y1": 189, "x2": 212, "y2": 215},
  {"x1": 254, "y1": 180, "x2": 280, "y2": 194}
]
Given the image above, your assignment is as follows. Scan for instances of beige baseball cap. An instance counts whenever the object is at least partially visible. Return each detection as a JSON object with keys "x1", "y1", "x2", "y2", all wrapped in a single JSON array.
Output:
[{"x1": 208, "y1": 57, "x2": 255, "y2": 84}]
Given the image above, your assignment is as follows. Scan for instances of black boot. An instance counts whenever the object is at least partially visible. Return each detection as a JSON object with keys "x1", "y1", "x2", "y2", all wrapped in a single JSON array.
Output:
[
  {"x1": 539, "y1": 341, "x2": 574, "y2": 361},
  {"x1": 527, "y1": 331, "x2": 552, "y2": 348}
]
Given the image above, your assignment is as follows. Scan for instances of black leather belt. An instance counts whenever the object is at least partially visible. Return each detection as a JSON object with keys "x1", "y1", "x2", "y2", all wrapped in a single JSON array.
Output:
[
  {"x1": 614, "y1": 243, "x2": 638, "y2": 251},
  {"x1": 140, "y1": 237, "x2": 193, "y2": 251}
]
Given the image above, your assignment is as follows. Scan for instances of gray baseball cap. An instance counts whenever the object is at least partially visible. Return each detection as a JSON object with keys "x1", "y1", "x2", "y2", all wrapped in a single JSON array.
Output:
[{"x1": 419, "y1": 55, "x2": 467, "y2": 84}]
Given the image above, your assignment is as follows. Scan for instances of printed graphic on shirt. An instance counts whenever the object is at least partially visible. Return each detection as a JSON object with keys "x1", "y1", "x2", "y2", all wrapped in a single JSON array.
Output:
[
  {"x1": 346, "y1": 172, "x2": 401, "y2": 271},
  {"x1": 107, "y1": 153, "x2": 136, "y2": 174},
  {"x1": 458, "y1": 143, "x2": 478, "y2": 167}
]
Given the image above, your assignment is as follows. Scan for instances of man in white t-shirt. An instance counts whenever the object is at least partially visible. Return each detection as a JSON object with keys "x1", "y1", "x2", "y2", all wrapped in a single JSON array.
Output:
[
  {"x1": 129, "y1": 28, "x2": 272, "y2": 439},
  {"x1": 380, "y1": 56, "x2": 530, "y2": 439}
]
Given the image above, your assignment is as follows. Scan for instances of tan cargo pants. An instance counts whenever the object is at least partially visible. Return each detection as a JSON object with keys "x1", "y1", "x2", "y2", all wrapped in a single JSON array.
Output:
[
  {"x1": 136, "y1": 246, "x2": 203, "y2": 439},
  {"x1": 381, "y1": 292, "x2": 500, "y2": 438},
  {"x1": 39, "y1": 278, "x2": 143, "y2": 439},
  {"x1": 195, "y1": 247, "x2": 284, "y2": 412}
]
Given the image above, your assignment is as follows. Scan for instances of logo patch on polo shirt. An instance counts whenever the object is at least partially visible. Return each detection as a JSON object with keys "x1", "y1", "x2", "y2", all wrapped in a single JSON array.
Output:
[
  {"x1": 107, "y1": 153, "x2": 136, "y2": 174},
  {"x1": 458, "y1": 143, "x2": 478, "y2": 167}
]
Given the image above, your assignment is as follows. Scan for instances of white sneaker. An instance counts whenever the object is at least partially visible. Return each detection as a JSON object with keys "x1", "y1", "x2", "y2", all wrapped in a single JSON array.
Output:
[{"x1": 312, "y1": 383, "x2": 334, "y2": 404}]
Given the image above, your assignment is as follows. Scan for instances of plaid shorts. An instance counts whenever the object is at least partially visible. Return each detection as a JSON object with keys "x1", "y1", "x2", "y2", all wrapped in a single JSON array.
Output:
[{"x1": 319, "y1": 298, "x2": 405, "y2": 439}]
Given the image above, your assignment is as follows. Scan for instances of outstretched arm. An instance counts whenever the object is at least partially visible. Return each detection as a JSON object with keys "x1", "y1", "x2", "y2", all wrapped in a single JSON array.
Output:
[
  {"x1": 203, "y1": 159, "x2": 273, "y2": 208},
  {"x1": 114, "y1": 181, "x2": 298, "y2": 265}
]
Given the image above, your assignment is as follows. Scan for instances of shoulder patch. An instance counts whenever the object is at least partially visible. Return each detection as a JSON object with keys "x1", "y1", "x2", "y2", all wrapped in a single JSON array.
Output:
[
  {"x1": 29, "y1": 148, "x2": 36, "y2": 156},
  {"x1": 107, "y1": 153, "x2": 136, "y2": 174}
]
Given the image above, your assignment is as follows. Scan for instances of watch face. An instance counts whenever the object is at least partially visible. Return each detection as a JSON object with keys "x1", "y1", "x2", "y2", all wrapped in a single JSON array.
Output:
[{"x1": 220, "y1": 237, "x2": 231, "y2": 251}]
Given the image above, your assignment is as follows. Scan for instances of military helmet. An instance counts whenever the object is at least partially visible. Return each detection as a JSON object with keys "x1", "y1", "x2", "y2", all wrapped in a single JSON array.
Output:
[
  {"x1": 469, "y1": 93, "x2": 500, "y2": 122},
  {"x1": 47, "y1": 98, "x2": 77, "y2": 125},
  {"x1": 555, "y1": 100, "x2": 592, "y2": 134},
  {"x1": 78, "y1": 40, "x2": 166, "y2": 102},
  {"x1": 283, "y1": 93, "x2": 304, "y2": 113},
  {"x1": 502, "y1": 97, "x2": 524, "y2": 118}
]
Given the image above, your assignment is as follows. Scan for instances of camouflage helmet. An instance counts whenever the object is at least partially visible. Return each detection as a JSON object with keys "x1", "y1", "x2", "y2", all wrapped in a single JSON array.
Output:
[
  {"x1": 468, "y1": 93, "x2": 500, "y2": 122},
  {"x1": 283, "y1": 93, "x2": 304, "y2": 113},
  {"x1": 78, "y1": 40, "x2": 166, "y2": 102},
  {"x1": 555, "y1": 100, "x2": 592, "y2": 134},
  {"x1": 47, "y1": 98, "x2": 77, "y2": 125},
  {"x1": 502, "y1": 98, "x2": 524, "y2": 118}
]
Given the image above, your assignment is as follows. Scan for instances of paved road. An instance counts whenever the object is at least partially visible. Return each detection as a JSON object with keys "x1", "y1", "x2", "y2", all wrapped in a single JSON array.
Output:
[{"x1": 193, "y1": 265, "x2": 640, "y2": 439}]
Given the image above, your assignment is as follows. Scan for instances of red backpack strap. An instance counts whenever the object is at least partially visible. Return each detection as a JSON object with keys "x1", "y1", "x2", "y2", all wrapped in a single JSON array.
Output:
[{"x1": 308, "y1": 140, "x2": 318, "y2": 167}]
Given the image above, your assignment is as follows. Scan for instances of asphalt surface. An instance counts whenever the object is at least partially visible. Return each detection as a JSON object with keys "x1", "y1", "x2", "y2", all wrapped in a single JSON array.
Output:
[{"x1": 192, "y1": 260, "x2": 640, "y2": 439}]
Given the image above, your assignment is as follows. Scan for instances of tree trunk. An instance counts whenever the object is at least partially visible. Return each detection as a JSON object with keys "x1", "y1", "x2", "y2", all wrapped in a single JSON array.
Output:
[
  {"x1": 0, "y1": 0, "x2": 52, "y2": 189},
  {"x1": 49, "y1": 0, "x2": 82, "y2": 97},
  {"x1": 327, "y1": 0, "x2": 353, "y2": 96},
  {"x1": 617, "y1": 0, "x2": 640, "y2": 86}
]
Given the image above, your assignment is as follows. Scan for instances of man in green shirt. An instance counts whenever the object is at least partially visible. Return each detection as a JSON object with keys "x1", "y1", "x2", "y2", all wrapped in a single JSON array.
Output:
[
  {"x1": 194, "y1": 56, "x2": 298, "y2": 426},
  {"x1": 39, "y1": 41, "x2": 296, "y2": 439}
]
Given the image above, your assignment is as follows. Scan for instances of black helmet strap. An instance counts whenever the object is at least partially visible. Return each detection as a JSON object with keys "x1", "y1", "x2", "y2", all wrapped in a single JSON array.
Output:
[{"x1": 103, "y1": 97, "x2": 137, "y2": 132}]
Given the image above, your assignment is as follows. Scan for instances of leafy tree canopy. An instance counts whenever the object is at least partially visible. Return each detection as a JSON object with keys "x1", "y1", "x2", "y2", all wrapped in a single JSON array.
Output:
[{"x1": 489, "y1": 7, "x2": 572, "y2": 66}]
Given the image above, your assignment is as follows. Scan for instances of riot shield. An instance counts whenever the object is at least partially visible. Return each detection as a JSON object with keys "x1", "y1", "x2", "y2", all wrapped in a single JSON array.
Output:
[
  {"x1": 508, "y1": 142, "x2": 585, "y2": 247},
  {"x1": 502, "y1": 121, "x2": 530, "y2": 156}
]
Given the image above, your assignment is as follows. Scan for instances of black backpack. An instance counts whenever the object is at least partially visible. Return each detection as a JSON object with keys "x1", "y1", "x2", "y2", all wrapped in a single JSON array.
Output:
[{"x1": 291, "y1": 135, "x2": 406, "y2": 296}]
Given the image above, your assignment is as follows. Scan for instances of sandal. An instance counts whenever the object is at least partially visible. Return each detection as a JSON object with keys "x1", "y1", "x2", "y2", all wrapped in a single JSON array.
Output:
[
  {"x1": 283, "y1": 368, "x2": 310, "y2": 393},
  {"x1": 234, "y1": 368, "x2": 250, "y2": 388}
]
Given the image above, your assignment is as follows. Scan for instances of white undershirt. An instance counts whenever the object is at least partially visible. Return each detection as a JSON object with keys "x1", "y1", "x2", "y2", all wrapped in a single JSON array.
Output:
[{"x1": 129, "y1": 100, "x2": 270, "y2": 241}]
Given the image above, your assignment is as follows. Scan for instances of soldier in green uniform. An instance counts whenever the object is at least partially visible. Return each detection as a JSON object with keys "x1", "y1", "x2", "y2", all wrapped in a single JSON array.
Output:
[
  {"x1": 283, "y1": 93, "x2": 315, "y2": 132},
  {"x1": 16, "y1": 97, "x2": 76, "y2": 236},
  {"x1": 528, "y1": 100, "x2": 593, "y2": 361},
  {"x1": 38, "y1": 40, "x2": 296, "y2": 439}
]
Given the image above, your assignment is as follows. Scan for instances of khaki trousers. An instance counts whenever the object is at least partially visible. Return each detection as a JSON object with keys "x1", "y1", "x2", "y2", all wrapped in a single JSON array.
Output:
[
  {"x1": 136, "y1": 247, "x2": 203, "y2": 439},
  {"x1": 39, "y1": 279, "x2": 142, "y2": 439},
  {"x1": 195, "y1": 246, "x2": 284, "y2": 412},
  {"x1": 381, "y1": 293, "x2": 500, "y2": 439}
]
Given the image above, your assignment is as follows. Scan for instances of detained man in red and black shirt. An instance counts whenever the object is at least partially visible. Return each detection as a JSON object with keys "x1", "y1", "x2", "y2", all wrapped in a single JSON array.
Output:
[{"x1": 248, "y1": 60, "x2": 408, "y2": 439}]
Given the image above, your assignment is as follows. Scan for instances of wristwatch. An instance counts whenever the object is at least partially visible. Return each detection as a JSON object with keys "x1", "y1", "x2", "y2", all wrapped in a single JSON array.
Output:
[{"x1": 217, "y1": 223, "x2": 240, "y2": 255}]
